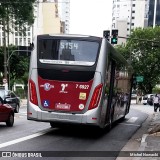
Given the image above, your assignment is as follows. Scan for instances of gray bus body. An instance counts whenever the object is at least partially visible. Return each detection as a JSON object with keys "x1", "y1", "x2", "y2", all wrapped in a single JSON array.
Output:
[{"x1": 27, "y1": 34, "x2": 133, "y2": 129}]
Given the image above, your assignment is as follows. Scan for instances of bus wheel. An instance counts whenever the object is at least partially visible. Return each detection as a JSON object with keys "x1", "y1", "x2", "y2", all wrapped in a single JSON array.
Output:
[
  {"x1": 50, "y1": 122, "x2": 56, "y2": 128},
  {"x1": 108, "y1": 109, "x2": 114, "y2": 130},
  {"x1": 108, "y1": 116, "x2": 113, "y2": 130}
]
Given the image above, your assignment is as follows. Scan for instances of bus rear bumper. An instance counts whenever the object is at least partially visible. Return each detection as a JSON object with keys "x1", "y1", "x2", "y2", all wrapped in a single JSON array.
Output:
[{"x1": 27, "y1": 102, "x2": 101, "y2": 126}]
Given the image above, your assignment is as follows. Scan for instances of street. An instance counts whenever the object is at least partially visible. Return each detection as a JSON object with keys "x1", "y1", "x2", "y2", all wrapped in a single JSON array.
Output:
[{"x1": 0, "y1": 101, "x2": 154, "y2": 160}]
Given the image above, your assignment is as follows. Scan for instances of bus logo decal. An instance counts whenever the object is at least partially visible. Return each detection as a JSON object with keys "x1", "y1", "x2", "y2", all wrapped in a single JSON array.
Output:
[
  {"x1": 43, "y1": 100, "x2": 50, "y2": 107},
  {"x1": 40, "y1": 83, "x2": 54, "y2": 91},
  {"x1": 79, "y1": 93, "x2": 86, "y2": 100},
  {"x1": 60, "y1": 84, "x2": 68, "y2": 93}
]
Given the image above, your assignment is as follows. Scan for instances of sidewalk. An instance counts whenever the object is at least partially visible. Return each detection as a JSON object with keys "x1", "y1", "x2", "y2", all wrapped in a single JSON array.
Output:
[
  {"x1": 135, "y1": 112, "x2": 160, "y2": 160},
  {"x1": 117, "y1": 102, "x2": 160, "y2": 160},
  {"x1": 20, "y1": 99, "x2": 27, "y2": 106}
]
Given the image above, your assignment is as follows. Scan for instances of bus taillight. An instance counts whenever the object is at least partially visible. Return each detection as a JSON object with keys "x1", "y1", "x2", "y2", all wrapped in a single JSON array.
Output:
[
  {"x1": 29, "y1": 79, "x2": 38, "y2": 106},
  {"x1": 88, "y1": 84, "x2": 103, "y2": 110}
]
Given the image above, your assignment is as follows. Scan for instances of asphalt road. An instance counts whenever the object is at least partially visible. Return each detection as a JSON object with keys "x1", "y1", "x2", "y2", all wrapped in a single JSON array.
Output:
[{"x1": 0, "y1": 103, "x2": 149, "y2": 160}]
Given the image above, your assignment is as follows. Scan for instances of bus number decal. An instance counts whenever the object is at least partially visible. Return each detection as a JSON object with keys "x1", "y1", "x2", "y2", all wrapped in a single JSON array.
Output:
[
  {"x1": 79, "y1": 85, "x2": 89, "y2": 89},
  {"x1": 76, "y1": 84, "x2": 89, "y2": 90},
  {"x1": 60, "y1": 42, "x2": 78, "y2": 50}
]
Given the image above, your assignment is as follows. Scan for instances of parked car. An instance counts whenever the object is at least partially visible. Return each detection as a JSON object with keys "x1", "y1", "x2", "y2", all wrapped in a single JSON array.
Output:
[
  {"x1": 142, "y1": 94, "x2": 155, "y2": 105},
  {"x1": 0, "y1": 89, "x2": 20, "y2": 113},
  {"x1": 0, "y1": 98, "x2": 14, "y2": 127},
  {"x1": 131, "y1": 93, "x2": 137, "y2": 100}
]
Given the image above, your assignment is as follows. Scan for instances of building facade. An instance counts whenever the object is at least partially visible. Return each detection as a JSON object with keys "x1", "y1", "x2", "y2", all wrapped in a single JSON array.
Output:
[
  {"x1": 112, "y1": 0, "x2": 149, "y2": 44},
  {"x1": 33, "y1": 0, "x2": 61, "y2": 36},
  {"x1": 0, "y1": 0, "x2": 61, "y2": 46},
  {"x1": 148, "y1": 0, "x2": 160, "y2": 27},
  {"x1": 58, "y1": 0, "x2": 70, "y2": 33}
]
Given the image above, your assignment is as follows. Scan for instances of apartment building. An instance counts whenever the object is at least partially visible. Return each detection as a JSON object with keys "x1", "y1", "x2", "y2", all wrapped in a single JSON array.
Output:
[
  {"x1": 33, "y1": 0, "x2": 61, "y2": 36},
  {"x1": 112, "y1": 0, "x2": 149, "y2": 44},
  {"x1": 0, "y1": 0, "x2": 61, "y2": 46},
  {"x1": 148, "y1": 0, "x2": 160, "y2": 27},
  {"x1": 58, "y1": 0, "x2": 70, "y2": 33}
]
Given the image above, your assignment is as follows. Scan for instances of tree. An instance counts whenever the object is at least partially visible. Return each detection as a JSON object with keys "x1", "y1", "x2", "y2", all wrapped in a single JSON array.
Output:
[
  {"x1": 116, "y1": 27, "x2": 160, "y2": 94},
  {"x1": 0, "y1": 0, "x2": 36, "y2": 80},
  {"x1": 0, "y1": 46, "x2": 30, "y2": 91}
]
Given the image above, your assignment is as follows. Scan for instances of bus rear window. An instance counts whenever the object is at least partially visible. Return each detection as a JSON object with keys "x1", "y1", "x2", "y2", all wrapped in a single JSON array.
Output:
[{"x1": 38, "y1": 39, "x2": 99, "y2": 66}]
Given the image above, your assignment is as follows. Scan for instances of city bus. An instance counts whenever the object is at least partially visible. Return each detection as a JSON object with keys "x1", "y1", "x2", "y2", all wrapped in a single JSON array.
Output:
[{"x1": 27, "y1": 33, "x2": 133, "y2": 129}]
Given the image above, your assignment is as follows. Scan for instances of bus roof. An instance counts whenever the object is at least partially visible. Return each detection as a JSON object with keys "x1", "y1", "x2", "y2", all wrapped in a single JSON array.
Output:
[{"x1": 36, "y1": 34, "x2": 102, "y2": 41}]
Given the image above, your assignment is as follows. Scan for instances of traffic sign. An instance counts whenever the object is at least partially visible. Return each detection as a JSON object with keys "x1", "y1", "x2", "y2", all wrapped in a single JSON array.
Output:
[{"x1": 136, "y1": 76, "x2": 144, "y2": 82}]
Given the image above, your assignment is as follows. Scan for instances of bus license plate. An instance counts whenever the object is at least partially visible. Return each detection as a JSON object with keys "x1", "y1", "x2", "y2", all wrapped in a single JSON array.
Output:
[{"x1": 55, "y1": 103, "x2": 71, "y2": 110}]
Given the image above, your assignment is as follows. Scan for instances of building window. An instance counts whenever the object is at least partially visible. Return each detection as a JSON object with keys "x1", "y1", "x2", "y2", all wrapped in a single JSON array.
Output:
[
  {"x1": 15, "y1": 32, "x2": 18, "y2": 36},
  {"x1": 15, "y1": 38, "x2": 18, "y2": 46},
  {"x1": 132, "y1": 4, "x2": 135, "y2": 7},
  {"x1": 19, "y1": 38, "x2": 22, "y2": 45},
  {"x1": 131, "y1": 23, "x2": 134, "y2": 26},
  {"x1": 132, "y1": 10, "x2": 135, "y2": 13},
  {"x1": 28, "y1": 38, "x2": 31, "y2": 45},
  {"x1": 2, "y1": 38, "x2": 4, "y2": 45},
  {"x1": 132, "y1": 17, "x2": 135, "y2": 19},
  {"x1": 24, "y1": 38, "x2": 26, "y2": 46}
]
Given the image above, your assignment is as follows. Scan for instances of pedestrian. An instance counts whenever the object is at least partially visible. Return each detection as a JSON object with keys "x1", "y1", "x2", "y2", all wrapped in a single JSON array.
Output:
[
  {"x1": 138, "y1": 96, "x2": 142, "y2": 104},
  {"x1": 153, "y1": 94, "x2": 159, "y2": 112}
]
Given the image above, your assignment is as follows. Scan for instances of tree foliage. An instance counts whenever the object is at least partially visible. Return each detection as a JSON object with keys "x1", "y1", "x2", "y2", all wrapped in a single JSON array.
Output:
[
  {"x1": 116, "y1": 27, "x2": 160, "y2": 94},
  {"x1": 0, "y1": 46, "x2": 29, "y2": 89},
  {"x1": 0, "y1": 0, "x2": 36, "y2": 29},
  {"x1": 0, "y1": 0, "x2": 35, "y2": 88}
]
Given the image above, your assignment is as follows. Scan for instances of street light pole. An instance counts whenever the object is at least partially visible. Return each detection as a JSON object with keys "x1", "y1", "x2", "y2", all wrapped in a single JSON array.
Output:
[{"x1": 153, "y1": 0, "x2": 157, "y2": 28}]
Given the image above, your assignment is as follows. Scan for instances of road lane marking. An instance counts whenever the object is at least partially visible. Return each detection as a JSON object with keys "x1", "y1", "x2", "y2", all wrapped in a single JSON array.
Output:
[
  {"x1": 119, "y1": 123, "x2": 140, "y2": 127},
  {"x1": 0, "y1": 128, "x2": 53, "y2": 149},
  {"x1": 141, "y1": 134, "x2": 148, "y2": 143},
  {"x1": 126, "y1": 117, "x2": 138, "y2": 123}
]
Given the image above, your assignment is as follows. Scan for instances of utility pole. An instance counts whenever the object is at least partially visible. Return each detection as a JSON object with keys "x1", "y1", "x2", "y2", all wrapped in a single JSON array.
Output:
[
  {"x1": 2, "y1": 18, "x2": 8, "y2": 90},
  {"x1": 153, "y1": 0, "x2": 157, "y2": 28}
]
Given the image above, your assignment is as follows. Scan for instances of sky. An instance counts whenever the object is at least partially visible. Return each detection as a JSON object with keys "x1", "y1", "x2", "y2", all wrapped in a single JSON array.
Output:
[{"x1": 70, "y1": 0, "x2": 113, "y2": 37}]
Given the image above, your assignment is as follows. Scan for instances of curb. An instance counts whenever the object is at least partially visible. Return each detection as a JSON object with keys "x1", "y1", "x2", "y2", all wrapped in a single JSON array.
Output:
[
  {"x1": 132, "y1": 134, "x2": 148, "y2": 160},
  {"x1": 116, "y1": 113, "x2": 153, "y2": 160}
]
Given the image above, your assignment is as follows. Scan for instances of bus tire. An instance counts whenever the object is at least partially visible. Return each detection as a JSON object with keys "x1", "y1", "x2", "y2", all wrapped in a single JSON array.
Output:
[
  {"x1": 50, "y1": 122, "x2": 65, "y2": 128},
  {"x1": 50, "y1": 122, "x2": 56, "y2": 128},
  {"x1": 108, "y1": 107, "x2": 114, "y2": 131}
]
